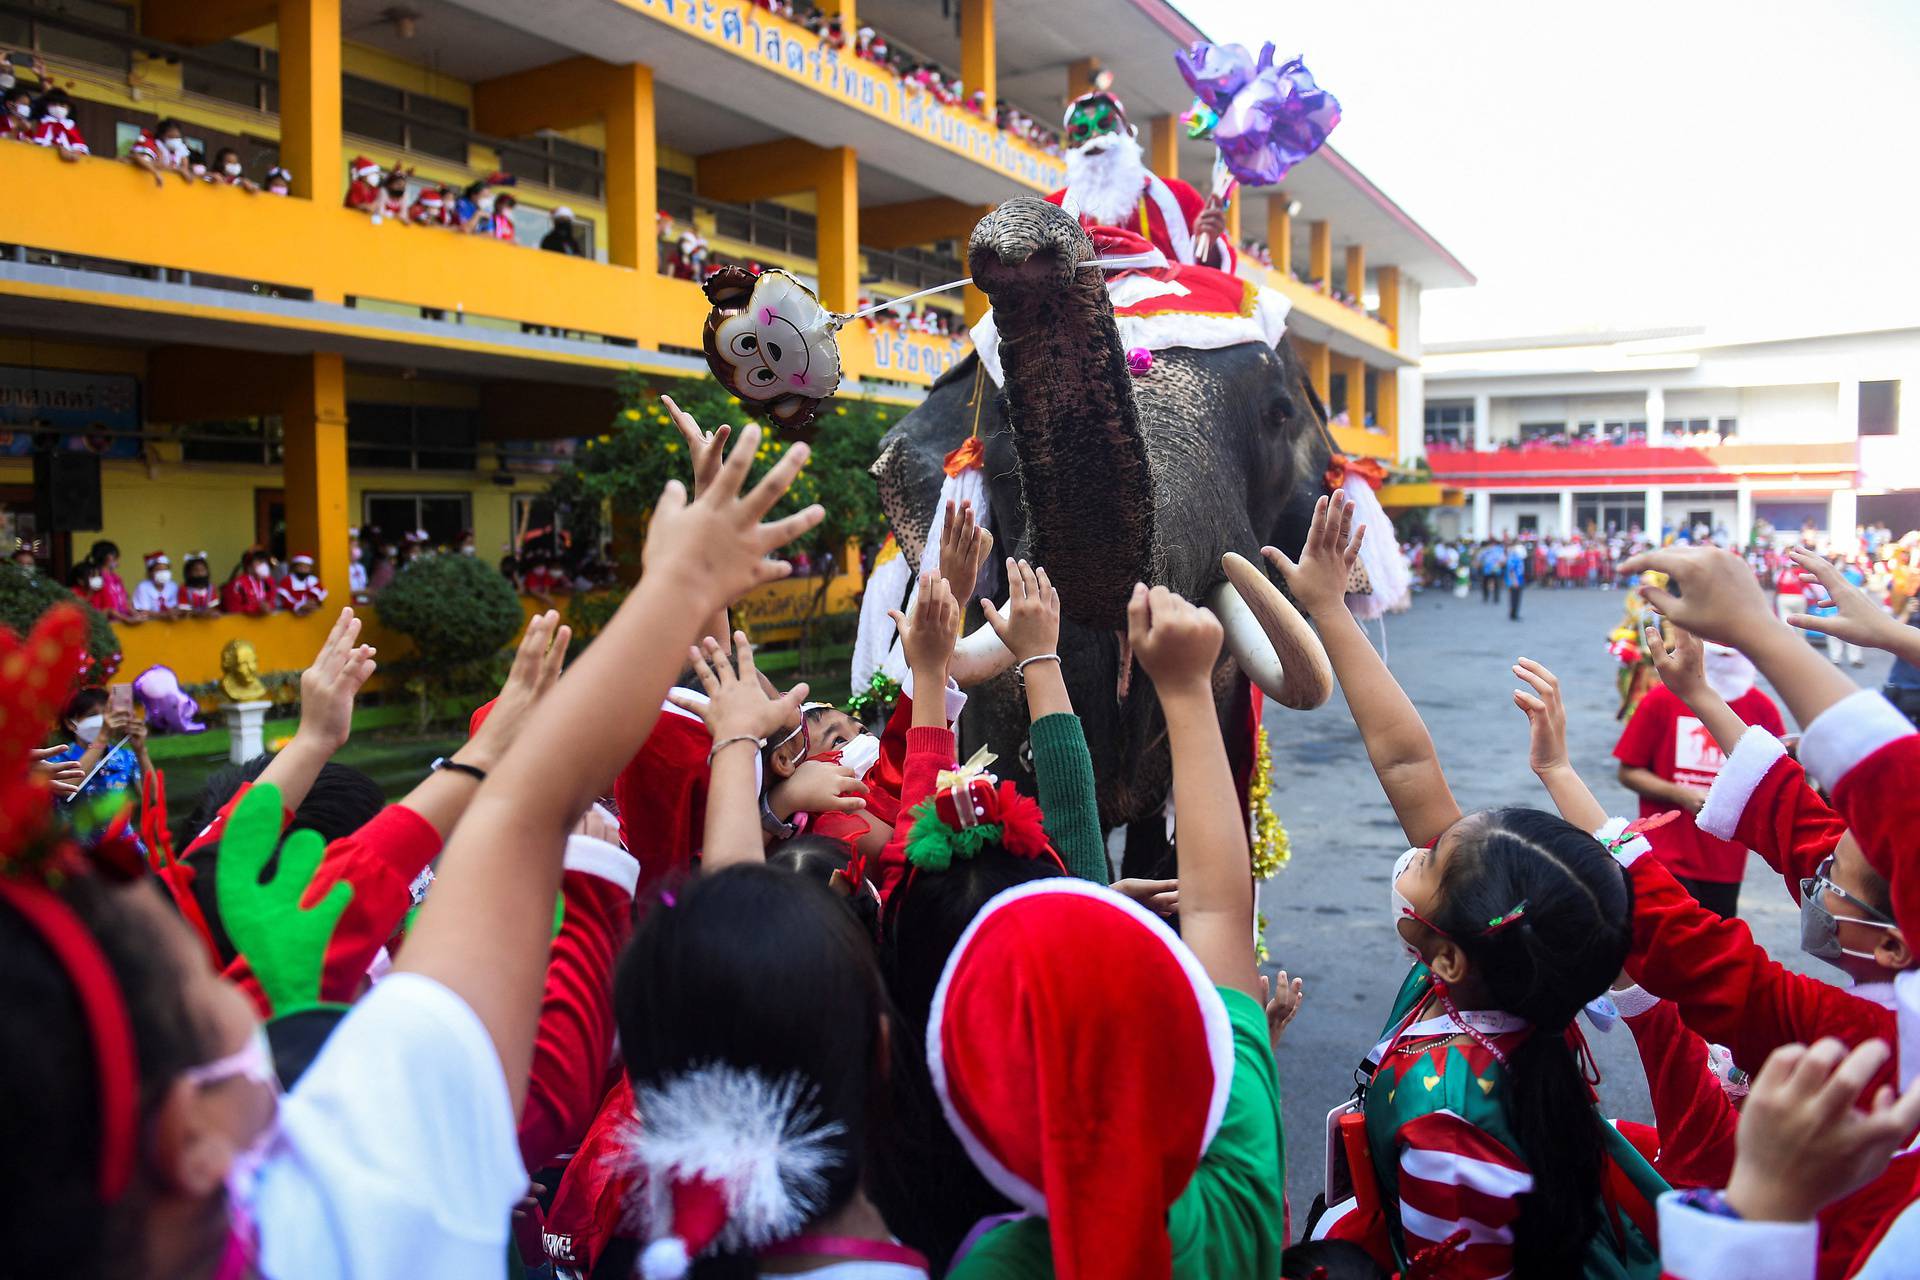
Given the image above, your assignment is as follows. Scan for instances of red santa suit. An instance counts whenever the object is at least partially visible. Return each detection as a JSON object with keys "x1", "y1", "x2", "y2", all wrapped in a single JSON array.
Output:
[
  {"x1": 222, "y1": 570, "x2": 273, "y2": 614},
  {"x1": 180, "y1": 583, "x2": 219, "y2": 611},
  {"x1": 344, "y1": 156, "x2": 383, "y2": 211},
  {"x1": 32, "y1": 112, "x2": 86, "y2": 154},
  {"x1": 408, "y1": 193, "x2": 450, "y2": 226},
  {"x1": 1046, "y1": 171, "x2": 1237, "y2": 274},
  {"x1": 276, "y1": 559, "x2": 328, "y2": 611},
  {"x1": 489, "y1": 205, "x2": 516, "y2": 242},
  {"x1": 1694, "y1": 726, "x2": 1846, "y2": 899}
]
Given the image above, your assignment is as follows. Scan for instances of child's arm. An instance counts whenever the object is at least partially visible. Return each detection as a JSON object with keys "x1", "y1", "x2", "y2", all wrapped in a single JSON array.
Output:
[
  {"x1": 1128, "y1": 583, "x2": 1259, "y2": 999},
  {"x1": 983, "y1": 559, "x2": 1105, "y2": 884},
  {"x1": 396, "y1": 425, "x2": 821, "y2": 1111},
  {"x1": 1785, "y1": 546, "x2": 1920, "y2": 666},
  {"x1": 671, "y1": 631, "x2": 813, "y2": 872},
  {"x1": 1265, "y1": 492, "x2": 1461, "y2": 847},
  {"x1": 873, "y1": 573, "x2": 960, "y2": 897},
  {"x1": 1645, "y1": 625, "x2": 1750, "y2": 756},
  {"x1": 938, "y1": 497, "x2": 994, "y2": 606},
  {"x1": 1512, "y1": 657, "x2": 1608, "y2": 831},
  {"x1": 663, "y1": 394, "x2": 735, "y2": 650},
  {"x1": 251, "y1": 607, "x2": 378, "y2": 815}
]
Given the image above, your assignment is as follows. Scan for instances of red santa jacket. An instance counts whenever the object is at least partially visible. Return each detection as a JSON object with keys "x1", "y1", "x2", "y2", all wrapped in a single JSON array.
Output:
[
  {"x1": 221, "y1": 573, "x2": 272, "y2": 614},
  {"x1": 275, "y1": 572, "x2": 328, "y2": 611},
  {"x1": 1613, "y1": 990, "x2": 1739, "y2": 1190},
  {"x1": 2, "y1": 112, "x2": 31, "y2": 142},
  {"x1": 1046, "y1": 171, "x2": 1238, "y2": 273},
  {"x1": 345, "y1": 178, "x2": 381, "y2": 211},
  {"x1": 1695, "y1": 726, "x2": 1846, "y2": 900},
  {"x1": 33, "y1": 114, "x2": 86, "y2": 153}
]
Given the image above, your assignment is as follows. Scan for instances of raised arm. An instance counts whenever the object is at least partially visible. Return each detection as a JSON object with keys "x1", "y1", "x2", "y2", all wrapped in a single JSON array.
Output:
[
  {"x1": 670, "y1": 630, "x2": 813, "y2": 872},
  {"x1": 253, "y1": 607, "x2": 378, "y2": 815},
  {"x1": 1129, "y1": 583, "x2": 1259, "y2": 999},
  {"x1": 1511, "y1": 657, "x2": 1608, "y2": 831},
  {"x1": 1644, "y1": 624, "x2": 1750, "y2": 758},
  {"x1": 663, "y1": 394, "x2": 735, "y2": 650},
  {"x1": 1784, "y1": 546, "x2": 1920, "y2": 666},
  {"x1": 397, "y1": 424, "x2": 821, "y2": 1111},
  {"x1": 1265, "y1": 492, "x2": 1460, "y2": 847}
]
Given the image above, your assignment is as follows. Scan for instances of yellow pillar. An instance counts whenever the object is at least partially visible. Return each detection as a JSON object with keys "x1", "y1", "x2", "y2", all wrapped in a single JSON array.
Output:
[
  {"x1": 278, "y1": 0, "x2": 341, "y2": 218},
  {"x1": 282, "y1": 353, "x2": 351, "y2": 597},
  {"x1": 818, "y1": 0, "x2": 855, "y2": 29},
  {"x1": 816, "y1": 146, "x2": 860, "y2": 315},
  {"x1": 1377, "y1": 364, "x2": 1399, "y2": 454},
  {"x1": 1267, "y1": 201, "x2": 1292, "y2": 275},
  {"x1": 1345, "y1": 243, "x2": 1365, "y2": 300},
  {"x1": 1340, "y1": 355, "x2": 1365, "y2": 429},
  {"x1": 963, "y1": 284, "x2": 988, "y2": 328},
  {"x1": 1225, "y1": 197, "x2": 1241, "y2": 254},
  {"x1": 1148, "y1": 114, "x2": 1180, "y2": 180},
  {"x1": 604, "y1": 64, "x2": 656, "y2": 272},
  {"x1": 1067, "y1": 57, "x2": 1100, "y2": 101},
  {"x1": 1376, "y1": 265, "x2": 1401, "y2": 346},
  {"x1": 1293, "y1": 338, "x2": 1329, "y2": 408},
  {"x1": 1309, "y1": 219, "x2": 1330, "y2": 291},
  {"x1": 961, "y1": 0, "x2": 994, "y2": 115}
]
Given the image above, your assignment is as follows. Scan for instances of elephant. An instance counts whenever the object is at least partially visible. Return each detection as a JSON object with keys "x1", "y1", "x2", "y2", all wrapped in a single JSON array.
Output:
[{"x1": 871, "y1": 196, "x2": 1340, "y2": 871}]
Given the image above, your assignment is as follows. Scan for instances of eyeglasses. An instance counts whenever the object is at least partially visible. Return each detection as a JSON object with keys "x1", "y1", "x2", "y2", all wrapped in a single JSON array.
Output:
[{"x1": 1800, "y1": 855, "x2": 1896, "y2": 927}]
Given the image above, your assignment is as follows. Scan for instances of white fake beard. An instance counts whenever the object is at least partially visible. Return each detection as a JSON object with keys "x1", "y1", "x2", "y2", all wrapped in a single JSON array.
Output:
[
  {"x1": 1703, "y1": 643, "x2": 1757, "y2": 702},
  {"x1": 1065, "y1": 133, "x2": 1148, "y2": 227}
]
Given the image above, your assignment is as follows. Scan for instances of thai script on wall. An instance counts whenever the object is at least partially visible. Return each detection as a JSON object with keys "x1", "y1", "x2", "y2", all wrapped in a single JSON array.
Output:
[
  {"x1": 0, "y1": 365, "x2": 142, "y2": 458},
  {"x1": 634, "y1": 0, "x2": 1065, "y2": 191}
]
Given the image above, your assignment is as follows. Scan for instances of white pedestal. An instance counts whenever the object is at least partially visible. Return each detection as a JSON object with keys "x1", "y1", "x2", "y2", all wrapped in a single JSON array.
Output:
[{"x1": 222, "y1": 700, "x2": 272, "y2": 765}]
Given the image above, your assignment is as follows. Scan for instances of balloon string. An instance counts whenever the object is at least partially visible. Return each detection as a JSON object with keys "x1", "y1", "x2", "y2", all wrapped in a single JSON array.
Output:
[{"x1": 833, "y1": 256, "x2": 1163, "y2": 324}]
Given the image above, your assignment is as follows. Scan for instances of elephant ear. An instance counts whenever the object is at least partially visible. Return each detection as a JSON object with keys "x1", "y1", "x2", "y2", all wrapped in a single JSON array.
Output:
[{"x1": 873, "y1": 353, "x2": 984, "y2": 568}]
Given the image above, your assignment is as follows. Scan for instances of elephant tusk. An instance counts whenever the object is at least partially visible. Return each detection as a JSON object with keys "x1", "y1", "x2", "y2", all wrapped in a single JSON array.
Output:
[
  {"x1": 1215, "y1": 553, "x2": 1333, "y2": 710},
  {"x1": 949, "y1": 611, "x2": 1017, "y2": 689}
]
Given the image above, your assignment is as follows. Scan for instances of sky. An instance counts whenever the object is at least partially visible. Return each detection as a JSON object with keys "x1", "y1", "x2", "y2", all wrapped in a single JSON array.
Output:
[{"x1": 1175, "y1": 0, "x2": 1920, "y2": 343}]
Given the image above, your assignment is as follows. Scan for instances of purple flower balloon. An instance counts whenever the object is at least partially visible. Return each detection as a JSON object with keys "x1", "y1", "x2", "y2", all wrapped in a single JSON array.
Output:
[
  {"x1": 1175, "y1": 40, "x2": 1256, "y2": 114},
  {"x1": 1213, "y1": 54, "x2": 1341, "y2": 187},
  {"x1": 133, "y1": 664, "x2": 207, "y2": 735}
]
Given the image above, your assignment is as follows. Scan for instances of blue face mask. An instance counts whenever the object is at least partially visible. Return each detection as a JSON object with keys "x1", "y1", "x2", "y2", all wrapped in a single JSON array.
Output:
[{"x1": 1798, "y1": 856, "x2": 1898, "y2": 969}]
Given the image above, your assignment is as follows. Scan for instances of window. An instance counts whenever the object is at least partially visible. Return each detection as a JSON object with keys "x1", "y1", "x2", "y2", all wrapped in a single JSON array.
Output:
[
  {"x1": 1716, "y1": 417, "x2": 1738, "y2": 437},
  {"x1": 5, "y1": 0, "x2": 133, "y2": 72},
  {"x1": 347, "y1": 403, "x2": 479, "y2": 471},
  {"x1": 1860, "y1": 380, "x2": 1900, "y2": 436},
  {"x1": 1519, "y1": 421, "x2": 1565, "y2": 443},
  {"x1": 495, "y1": 134, "x2": 603, "y2": 198},
  {"x1": 342, "y1": 74, "x2": 470, "y2": 163},
  {"x1": 179, "y1": 416, "x2": 283, "y2": 465},
  {"x1": 362, "y1": 493, "x2": 471, "y2": 547},
  {"x1": 182, "y1": 40, "x2": 278, "y2": 112},
  {"x1": 1423, "y1": 402, "x2": 1472, "y2": 445},
  {"x1": 658, "y1": 169, "x2": 696, "y2": 222},
  {"x1": 1517, "y1": 514, "x2": 1539, "y2": 535},
  {"x1": 512, "y1": 494, "x2": 566, "y2": 560},
  {"x1": 1573, "y1": 492, "x2": 1645, "y2": 535}
]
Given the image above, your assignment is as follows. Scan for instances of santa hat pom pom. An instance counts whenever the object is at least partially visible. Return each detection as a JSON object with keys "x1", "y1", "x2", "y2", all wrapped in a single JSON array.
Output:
[{"x1": 640, "y1": 1237, "x2": 691, "y2": 1280}]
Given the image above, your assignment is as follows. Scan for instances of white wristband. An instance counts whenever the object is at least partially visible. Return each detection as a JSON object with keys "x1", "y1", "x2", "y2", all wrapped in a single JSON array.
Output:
[{"x1": 1015, "y1": 653, "x2": 1061, "y2": 676}]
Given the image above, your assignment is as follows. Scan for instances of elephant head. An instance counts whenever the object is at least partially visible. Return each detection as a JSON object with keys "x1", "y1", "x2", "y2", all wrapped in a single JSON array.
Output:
[{"x1": 873, "y1": 196, "x2": 1336, "y2": 835}]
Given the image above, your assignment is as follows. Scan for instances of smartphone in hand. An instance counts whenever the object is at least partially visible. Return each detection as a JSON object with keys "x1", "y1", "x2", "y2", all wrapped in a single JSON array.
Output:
[{"x1": 107, "y1": 684, "x2": 134, "y2": 718}]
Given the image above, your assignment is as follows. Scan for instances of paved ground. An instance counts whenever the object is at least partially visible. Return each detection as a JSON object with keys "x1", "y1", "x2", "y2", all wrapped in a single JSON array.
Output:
[{"x1": 1255, "y1": 580, "x2": 1894, "y2": 1218}]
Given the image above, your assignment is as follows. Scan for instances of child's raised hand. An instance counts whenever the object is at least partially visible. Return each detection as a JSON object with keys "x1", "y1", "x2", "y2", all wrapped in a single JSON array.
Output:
[
  {"x1": 1618, "y1": 546, "x2": 1775, "y2": 647},
  {"x1": 671, "y1": 630, "x2": 807, "y2": 747},
  {"x1": 772, "y1": 758, "x2": 869, "y2": 817},
  {"x1": 1726, "y1": 1038, "x2": 1920, "y2": 1224},
  {"x1": 1262, "y1": 491, "x2": 1364, "y2": 617},
  {"x1": 890, "y1": 571, "x2": 959, "y2": 679},
  {"x1": 1127, "y1": 583, "x2": 1222, "y2": 691},
  {"x1": 468, "y1": 611, "x2": 571, "y2": 769},
  {"x1": 1785, "y1": 547, "x2": 1901, "y2": 651},
  {"x1": 1644, "y1": 623, "x2": 1707, "y2": 703},
  {"x1": 296, "y1": 607, "x2": 378, "y2": 752},
  {"x1": 981, "y1": 559, "x2": 1060, "y2": 662},
  {"x1": 938, "y1": 498, "x2": 994, "y2": 599},
  {"x1": 1511, "y1": 657, "x2": 1571, "y2": 776},
  {"x1": 661, "y1": 395, "x2": 731, "y2": 498},
  {"x1": 641, "y1": 422, "x2": 822, "y2": 612},
  {"x1": 1261, "y1": 970, "x2": 1306, "y2": 1051}
]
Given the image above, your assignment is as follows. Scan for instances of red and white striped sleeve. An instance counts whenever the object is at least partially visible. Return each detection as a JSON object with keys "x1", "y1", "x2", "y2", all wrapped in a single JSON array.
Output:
[{"x1": 1396, "y1": 1109, "x2": 1532, "y2": 1279}]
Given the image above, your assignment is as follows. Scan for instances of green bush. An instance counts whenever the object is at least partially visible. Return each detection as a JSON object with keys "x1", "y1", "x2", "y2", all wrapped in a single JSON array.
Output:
[
  {"x1": 375, "y1": 552, "x2": 524, "y2": 666},
  {"x1": 0, "y1": 564, "x2": 119, "y2": 684}
]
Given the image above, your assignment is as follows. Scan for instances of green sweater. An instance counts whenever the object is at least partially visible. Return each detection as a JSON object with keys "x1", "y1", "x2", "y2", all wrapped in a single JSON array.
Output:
[{"x1": 1028, "y1": 712, "x2": 1107, "y2": 886}]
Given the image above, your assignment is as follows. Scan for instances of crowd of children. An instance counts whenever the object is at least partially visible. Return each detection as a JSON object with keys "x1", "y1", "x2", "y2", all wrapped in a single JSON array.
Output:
[{"x1": 6, "y1": 398, "x2": 1920, "y2": 1280}]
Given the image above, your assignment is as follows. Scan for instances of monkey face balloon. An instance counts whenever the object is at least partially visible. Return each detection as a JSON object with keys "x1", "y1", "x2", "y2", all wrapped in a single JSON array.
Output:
[{"x1": 701, "y1": 266, "x2": 843, "y2": 427}]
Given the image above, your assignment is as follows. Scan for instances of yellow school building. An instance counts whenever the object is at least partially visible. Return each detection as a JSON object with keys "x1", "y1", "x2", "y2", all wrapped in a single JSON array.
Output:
[{"x1": 3, "y1": 0, "x2": 1468, "y2": 682}]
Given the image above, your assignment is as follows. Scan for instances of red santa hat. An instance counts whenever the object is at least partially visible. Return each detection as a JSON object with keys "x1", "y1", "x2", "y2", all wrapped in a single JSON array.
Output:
[
  {"x1": 290, "y1": 552, "x2": 314, "y2": 567},
  {"x1": 142, "y1": 551, "x2": 169, "y2": 569},
  {"x1": 349, "y1": 155, "x2": 381, "y2": 181},
  {"x1": 928, "y1": 878, "x2": 1235, "y2": 1280}
]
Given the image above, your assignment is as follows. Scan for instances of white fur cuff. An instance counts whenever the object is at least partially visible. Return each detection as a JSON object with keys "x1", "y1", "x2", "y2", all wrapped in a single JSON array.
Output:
[
  {"x1": 1657, "y1": 1192, "x2": 1817, "y2": 1280},
  {"x1": 1593, "y1": 817, "x2": 1647, "y2": 867},
  {"x1": 564, "y1": 834, "x2": 640, "y2": 897},
  {"x1": 1696, "y1": 728, "x2": 1787, "y2": 842},
  {"x1": 1799, "y1": 689, "x2": 1917, "y2": 794},
  {"x1": 1611, "y1": 984, "x2": 1663, "y2": 1019}
]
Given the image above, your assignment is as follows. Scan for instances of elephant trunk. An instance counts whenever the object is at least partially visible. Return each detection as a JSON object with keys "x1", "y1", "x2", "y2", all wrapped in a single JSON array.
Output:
[{"x1": 968, "y1": 197, "x2": 1154, "y2": 632}]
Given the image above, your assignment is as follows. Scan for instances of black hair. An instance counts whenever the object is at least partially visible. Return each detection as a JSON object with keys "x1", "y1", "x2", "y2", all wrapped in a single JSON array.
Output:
[
  {"x1": 87, "y1": 539, "x2": 118, "y2": 563},
  {"x1": 767, "y1": 833, "x2": 878, "y2": 936},
  {"x1": 155, "y1": 117, "x2": 182, "y2": 136},
  {"x1": 0, "y1": 878, "x2": 217, "y2": 1278},
  {"x1": 67, "y1": 561, "x2": 94, "y2": 589},
  {"x1": 614, "y1": 865, "x2": 891, "y2": 1280},
  {"x1": 63, "y1": 686, "x2": 107, "y2": 724},
  {"x1": 181, "y1": 754, "x2": 386, "y2": 966},
  {"x1": 1430, "y1": 807, "x2": 1635, "y2": 1276},
  {"x1": 869, "y1": 843, "x2": 1065, "y2": 1268},
  {"x1": 3, "y1": 84, "x2": 29, "y2": 104},
  {"x1": 213, "y1": 146, "x2": 240, "y2": 164},
  {"x1": 39, "y1": 86, "x2": 71, "y2": 109},
  {"x1": 1280, "y1": 1240, "x2": 1390, "y2": 1280}
]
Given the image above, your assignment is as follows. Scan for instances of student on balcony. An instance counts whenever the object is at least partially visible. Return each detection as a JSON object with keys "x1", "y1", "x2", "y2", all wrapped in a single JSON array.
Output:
[
  {"x1": 541, "y1": 207, "x2": 582, "y2": 257},
  {"x1": 2, "y1": 85, "x2": 33, "y2": 142},
  {"x1": 31, "y1": 88, "x2": 87, "y2": 161},
  {"x1": 222, "y1": 548, "x2": 275, "y2": 615},
  {"x1": 212, "y1": 147, "x2": 257, "y2": 192},
  {"x1": 129, "y1": 119, "x2": 194, "y2": 186}
]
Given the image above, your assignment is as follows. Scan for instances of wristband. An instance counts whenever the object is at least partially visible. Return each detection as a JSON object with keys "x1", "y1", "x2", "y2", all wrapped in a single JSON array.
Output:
[
  {"x1": 1675, "y1": 1187, "x2": 1743, "y2": 1220},
  {"x1": 430, "y1": 756, "x2": 487, "y2": 783},
  {"x1": 760, "y1": 791, "x2": 797, "y2": 840},
  {"x1": 707, "y1": 734, "x2": 763, "y2": 767},
  {"x1": 1015, "y1": 653, "x2": 1061, "y2": 677}
]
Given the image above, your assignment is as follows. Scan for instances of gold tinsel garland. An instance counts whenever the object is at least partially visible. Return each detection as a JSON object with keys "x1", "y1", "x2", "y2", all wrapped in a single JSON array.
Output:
[{"x1": 1248, "y1": 724, "x2": 1291, "y2": 880}]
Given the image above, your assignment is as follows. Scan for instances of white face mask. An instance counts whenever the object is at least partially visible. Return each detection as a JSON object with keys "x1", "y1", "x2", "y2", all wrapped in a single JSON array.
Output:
[
  {"x1": 1390, "y1": 846, "x2": 1426, "y2": 963},
  {"x1": 0, "y1": 72, "x2": 13, "y2": 90},
  {"x1": 268, "y1": 183, "x2": 288, "y2": 195},
  {"x1": 223, "y1": 162, "x2": 241, "y2": 176},
  {"x1": 11, "y1": 102, "x2": 27, "y2": 118},
  {"x1": 74, "y1": 714, "x2": 104, "y2": 743},
  {"x1": 253, "y1": 562, "x2": 272, "y2": 579},
  {"x1": 46, "y1": 104, "x2": 68, "y2": 121},
  {"x1": 153, "y1": 569, "x2": 172, "y2": 585},
  {"x1": 164, "y1": 136, "x2": 188, "y2": 156},
  {"x1": 349, "y1": 546, "x2": 362, "y2": 562},
  {"x1": 836, "y1": 732, "x2": 881, "y2": 780},
  {"x1": 87, "y1": 574, "x2": 103, "y2": 590},
  {"x1": 182, "y1": 1024, "x2": 284, "y2": 1206},
  {"x1": 459, "y1": 544, "x2": 475, "y2": 556}
]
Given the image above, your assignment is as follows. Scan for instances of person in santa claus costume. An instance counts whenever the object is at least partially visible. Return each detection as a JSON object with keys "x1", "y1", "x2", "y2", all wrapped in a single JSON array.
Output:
[
  {"x1": 408, "y1": 184, "x2": 453, "y2": 227},
  {"x1": 375, "y1": 166, "x2": 412, "y2": 221},
  {"x1": 130, "y1": 550, "x2": 181, "y2": 617},
  {"x1": 179, "y1": 550, "x2": 219, "y2": 613},
  {"x1": 128, "y1": 117, "x2": 193, "y2": 186},
  {"x1": 31, "y1": 86, "x2": 87, "y2": 160},
  {"x1": 277, "y1": 551, "x2": 328, "y2": 614},
  {"x1": 222, "y1": 546, "x2": 275, "y2": 614},
  {"x1": 1048, "y1": 89, "x2": 1233, "y2": 273},
  {"x1": 343, "y1": 154, "x2": 382, "y2": 212}
]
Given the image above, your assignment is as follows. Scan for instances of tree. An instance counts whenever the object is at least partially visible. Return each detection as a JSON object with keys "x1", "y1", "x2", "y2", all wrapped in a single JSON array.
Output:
[
  {"x1": 0, "y1": 564, "x2": 119, "y2": 685},
  {"x1": 374, "y1": 552, "x2": 524, "y2": 726}
]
